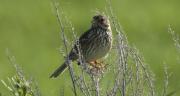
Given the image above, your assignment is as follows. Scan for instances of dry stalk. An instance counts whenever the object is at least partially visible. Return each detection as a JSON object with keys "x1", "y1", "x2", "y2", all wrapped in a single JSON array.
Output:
[{"x1": 51, "y1": 0, "x2": 77, "y2": 95}]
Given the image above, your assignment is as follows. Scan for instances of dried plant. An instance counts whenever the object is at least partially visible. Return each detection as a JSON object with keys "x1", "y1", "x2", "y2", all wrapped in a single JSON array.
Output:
[
  {"x1": 1, "y1": 50, "x2": 41, "y2": 96},
  {"x1": 1, "y1": 0, "x2": 177, "y2": 96},
  {"x1": 50, "y1": 0, "x2": 158, "y2": 96},
  {"x1": 169, "y1": 25, "x2": 180, "y2": 53}
]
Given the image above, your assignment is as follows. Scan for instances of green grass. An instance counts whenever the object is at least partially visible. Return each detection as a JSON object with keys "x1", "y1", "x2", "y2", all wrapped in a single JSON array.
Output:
[{"x1": 0, "y1": 0, "x2": 180, "y2": 96}]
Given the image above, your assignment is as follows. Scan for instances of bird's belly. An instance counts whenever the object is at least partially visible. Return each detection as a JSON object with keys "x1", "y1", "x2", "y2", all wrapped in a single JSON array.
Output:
[
  {"x1": 88, "y1": 48, "x2": 109, "y2": 61},
  {"x1": 85, "y1": 41, "x2": 111, "y2": 62},
  {"x1": 82, "y1": 30, "x2": 112, "y2": 62}
]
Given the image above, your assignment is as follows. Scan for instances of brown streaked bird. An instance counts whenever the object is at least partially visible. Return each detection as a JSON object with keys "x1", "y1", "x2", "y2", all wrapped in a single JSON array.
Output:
[{"x1": 50, "y1": 14, "x2": 112, "y2": 78}]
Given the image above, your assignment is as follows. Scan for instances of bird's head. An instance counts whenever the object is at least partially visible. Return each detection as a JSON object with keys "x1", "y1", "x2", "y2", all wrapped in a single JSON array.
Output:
[{"x1": 92, "y1": 15, "x2": 110, "y2": 29}]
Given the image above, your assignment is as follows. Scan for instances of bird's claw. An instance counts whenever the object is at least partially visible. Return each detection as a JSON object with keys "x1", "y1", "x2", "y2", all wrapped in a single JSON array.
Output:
[{"x1": 88, "y1": 60, "x2": 108, "y2": 75}]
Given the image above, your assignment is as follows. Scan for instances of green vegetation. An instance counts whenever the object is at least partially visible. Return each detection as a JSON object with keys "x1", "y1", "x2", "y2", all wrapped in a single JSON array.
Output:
[
  {"x1": 0, "y1": 0, "x2": 180, "y2": 96},
  {"x1": 1, "y1": 51, "x2": 40, "y2": 96}
]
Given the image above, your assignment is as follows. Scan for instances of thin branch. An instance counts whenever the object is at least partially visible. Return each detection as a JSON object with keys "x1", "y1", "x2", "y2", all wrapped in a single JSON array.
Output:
[
  {"x1": 91, "y1": 76, "x2": 100, "y2": 96},
  {"x1": 168, "y1": 25, "x2": 180, "y2": 53},
  {"x1": 162, "y1": 63, "x2": 170, "y2": 96},
  {"x1": 129, "y1": 47, "x2": 155, "y2": 96},
  {"x1": 106, "y1": 0, "x2": 129, "y2": 96},
  {"x1": 51, "y1": 0, "x2": 77, "y2": 96}
]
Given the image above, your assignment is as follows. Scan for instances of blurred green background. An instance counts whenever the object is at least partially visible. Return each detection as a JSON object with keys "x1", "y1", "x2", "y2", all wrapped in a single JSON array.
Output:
[{"x1": 0, "y1": 0, "x2": 180, "y2": 95}]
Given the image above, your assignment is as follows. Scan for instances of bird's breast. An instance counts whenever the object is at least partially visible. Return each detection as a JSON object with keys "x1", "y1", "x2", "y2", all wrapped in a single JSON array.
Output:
[{"x1": 84, "y1": 29, "x2": 112, "y2": 62}]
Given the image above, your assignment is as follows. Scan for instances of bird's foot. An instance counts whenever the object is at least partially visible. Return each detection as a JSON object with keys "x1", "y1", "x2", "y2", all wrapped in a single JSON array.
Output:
[
  {"x1": 89, "y1": 61, "x2": 104, "y2": 69},
  {"x1": 88, "y1": 60, "x2": 108, "y2": 75}
]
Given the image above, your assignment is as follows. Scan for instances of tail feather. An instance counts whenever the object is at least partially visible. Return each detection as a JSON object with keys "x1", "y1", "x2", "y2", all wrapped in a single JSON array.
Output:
[{"x1": 50, "y1": 62, "x2": 67, "y2": 78}]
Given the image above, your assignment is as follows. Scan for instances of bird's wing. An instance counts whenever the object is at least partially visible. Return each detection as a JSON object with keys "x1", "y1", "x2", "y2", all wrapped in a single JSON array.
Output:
[
  {"x1": 79, "y1": 28, "x2": 94, "y2": 48},
  {"x1": 68, "y1": 28, "x2": 93, "y2": 60},
  {"x1": 79, "y1": 28, "x2": 92, "y2": 43}
]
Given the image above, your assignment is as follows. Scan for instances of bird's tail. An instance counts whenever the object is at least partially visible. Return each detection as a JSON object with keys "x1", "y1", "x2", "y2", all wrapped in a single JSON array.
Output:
[{"x1": 50, "y1": 62, "x2": 68, "y2": 78}]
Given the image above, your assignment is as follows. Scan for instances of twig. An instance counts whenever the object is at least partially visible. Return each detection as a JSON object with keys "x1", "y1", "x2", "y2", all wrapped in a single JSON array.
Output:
[
  {"x1": 51, "y1": 0, "x2": 77, "y2": 96},
  {"x1": 162, "y1": 63, "x2": 170, "y2": 96},
  {"x1": 168, "y1": 25, "x2": 180, "y2": 53},
  {"x1": 129, "y1": 47, "x2": 155, "y2": 96},
  {"x1": 91, "y1": 76, "x2": 100, "y2": 96},
  {"x1": 106, "y1": 0, "x2": 129, "y2": 96}
]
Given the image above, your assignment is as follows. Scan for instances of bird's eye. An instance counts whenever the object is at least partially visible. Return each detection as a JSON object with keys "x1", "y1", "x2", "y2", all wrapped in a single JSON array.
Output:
[{"x1": 100, "y1": 18, "x2": 104, "y2": 22}]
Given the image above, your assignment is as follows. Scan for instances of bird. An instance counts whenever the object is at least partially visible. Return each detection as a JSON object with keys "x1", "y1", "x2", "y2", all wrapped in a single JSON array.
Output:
[{"x1": 50, "y1": 14, "x2": 113, "y2": 78}]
